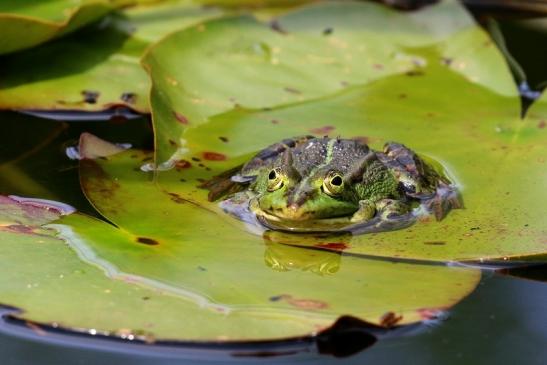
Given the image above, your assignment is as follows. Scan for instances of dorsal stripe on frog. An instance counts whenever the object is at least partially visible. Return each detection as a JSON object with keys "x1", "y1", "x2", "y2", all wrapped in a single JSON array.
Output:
[{"x1": 288, "y1": 138, "x2": 338, "y2": 207}]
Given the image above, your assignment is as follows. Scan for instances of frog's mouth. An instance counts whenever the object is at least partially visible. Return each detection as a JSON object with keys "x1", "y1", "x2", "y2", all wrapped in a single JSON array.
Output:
[
  {"x1": 247, "y1": 198, "x2": 417, "y2": 234},
  {"x1": 249, "y1": 198, "x2": 356, "y2": 233}
]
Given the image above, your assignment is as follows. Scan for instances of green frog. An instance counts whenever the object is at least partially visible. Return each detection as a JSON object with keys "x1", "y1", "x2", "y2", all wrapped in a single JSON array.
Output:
[{"x1": 205, "y1": 136, "x2": 460, "y2": 233}]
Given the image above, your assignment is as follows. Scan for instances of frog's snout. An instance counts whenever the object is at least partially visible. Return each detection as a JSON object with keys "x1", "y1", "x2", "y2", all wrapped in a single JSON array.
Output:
[
  {"x1": 258, "y1": 200, "x2": 311, "y2": 221},
  {"x1": 266, "y1": 206, "x2": 310, "y2": 221},
  {"x1": 287, "y1": 203, "x2": 299, "y2": 212}
]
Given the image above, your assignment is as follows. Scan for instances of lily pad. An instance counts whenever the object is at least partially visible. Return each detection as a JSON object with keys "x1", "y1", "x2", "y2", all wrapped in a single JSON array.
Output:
[
  {"x1": 0, "y1": 0, "x2": 129, "y2": 55},
  {"x1": 142, "y1": 0, "x2": 517, "y2": 166},
  {"x1": 0, "y1": 1, "x2": 224, "y2": 113},
  {"x1": 152, "y1": 73, "x2": 546, "y2": 263},
  {"x1": 140, "y1": 1, "x2": 545, "y2": 263},
  {"x1": 69, "y1": 139, "x2": 481, "y2": 341},
  {"x1": 0, "y1": 186, "x2": 481, "y2": 343}
]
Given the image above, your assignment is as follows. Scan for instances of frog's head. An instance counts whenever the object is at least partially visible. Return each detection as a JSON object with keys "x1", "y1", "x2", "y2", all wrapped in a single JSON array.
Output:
[{"x1": 251, "y1": 152, "x2": 358, "y2": 223}]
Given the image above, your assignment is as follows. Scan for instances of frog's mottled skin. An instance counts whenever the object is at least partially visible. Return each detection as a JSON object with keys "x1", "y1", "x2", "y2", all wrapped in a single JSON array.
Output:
[
  {"x1": 229, "y1": 136, "x2": 449, "y2": 228},
  {"x1": 201, "y1": 136, "x2": 457, "y2": 232}
]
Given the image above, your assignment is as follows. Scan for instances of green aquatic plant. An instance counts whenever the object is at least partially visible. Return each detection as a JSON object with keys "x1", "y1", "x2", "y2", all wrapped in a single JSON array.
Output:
[{"x1": 0, "y1": 0, "x2": 545, "y2": 352}]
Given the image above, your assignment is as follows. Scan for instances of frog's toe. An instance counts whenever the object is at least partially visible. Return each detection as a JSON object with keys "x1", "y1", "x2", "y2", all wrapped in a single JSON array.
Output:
[
  {"x1": 376, "y1": 199, "x2": 409, "y2": 221},
  {"x1": 350, "y1": 200, "x2": 376, "y2": 223}
]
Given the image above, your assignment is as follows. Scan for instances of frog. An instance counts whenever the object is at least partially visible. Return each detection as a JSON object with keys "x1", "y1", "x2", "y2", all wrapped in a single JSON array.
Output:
[{"x1": 203, "y1": 136, "x2": 460, "y2": 233}]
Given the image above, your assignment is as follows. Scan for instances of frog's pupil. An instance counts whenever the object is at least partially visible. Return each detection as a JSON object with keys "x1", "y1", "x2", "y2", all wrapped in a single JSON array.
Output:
[
  {"x1": 269, "y1": 170, "x2": 276, "y2": 180},
  {"x1": 331, "y1": 176, "x2": 342, "y2": 186}
]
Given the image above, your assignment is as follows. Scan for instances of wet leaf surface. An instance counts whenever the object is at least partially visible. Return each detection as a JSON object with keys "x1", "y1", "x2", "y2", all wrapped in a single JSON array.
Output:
[
  {"x1": 0, "y1": 0, "x2": 544, "y2": 351},
  {"x1": 0, "y1": 0, "x2": 128, "y2": 55},
  {"x1": 0, "y1": 189, "x2": 481, "y2": 342},
  {"x1": 139, "y1": 1, "x2": 546, "y2": 263},
  {"x1": 143, "y1": 0, "x2": 517, "y2": 165},
  {"x1": 0, "y1": 1, "x2": 224, "y2": 112},
  {"x1": 64, "y1": 144, "x2": 481, "y2": 341}
]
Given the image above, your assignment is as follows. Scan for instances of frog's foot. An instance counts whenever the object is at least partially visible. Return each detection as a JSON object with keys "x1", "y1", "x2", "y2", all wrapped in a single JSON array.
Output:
[
  {"x1": 376, "y1": 199, "x2": 409, "y2": 221},
  {"x1": 350, "y1": 199, "x2": 376, "y2": 223}
]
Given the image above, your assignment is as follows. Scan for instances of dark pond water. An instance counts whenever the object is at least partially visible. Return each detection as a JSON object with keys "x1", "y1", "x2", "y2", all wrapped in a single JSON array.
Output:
[{"x1": 1, "y1": 11, "x2": 546, "y2": 365}]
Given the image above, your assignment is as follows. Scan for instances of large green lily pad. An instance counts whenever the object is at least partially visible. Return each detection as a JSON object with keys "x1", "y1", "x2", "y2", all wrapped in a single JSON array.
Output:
[
  {"x1": 0, "y1": 0, "x2": 316, "y2": 113},
  {"x1": 142, "y1": 0, "x2": 517, "y2": 166},
  {"x1": 0, "y1": 0, "x2": 129, "y2": 55},
  {"x1": 0, "y1": 189, "x2": 481, "y2": 342},
  {"x1": 139, "y1": 1, "x2": 545, "y2": 263},
  {"x1": 0, "y1": 1, "x2": 224, "y2": 113}
]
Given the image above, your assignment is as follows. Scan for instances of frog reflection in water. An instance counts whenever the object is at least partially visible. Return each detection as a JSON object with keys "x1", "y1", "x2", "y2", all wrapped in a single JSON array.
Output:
[
  {"x1": 206, "y1": 136, "x2": 460, "y2": 233},
  {"x1": 264, "y1": 238, "x2": 342, "y2": 276}
]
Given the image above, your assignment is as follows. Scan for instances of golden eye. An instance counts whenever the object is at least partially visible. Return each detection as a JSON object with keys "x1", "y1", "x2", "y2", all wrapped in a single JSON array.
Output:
[
  {"x1": 323, "y1": 172, "x2": 344, "y2": 196},
  {"x1": 267, "y1": 168, "x2": 284, "y2": 192}
]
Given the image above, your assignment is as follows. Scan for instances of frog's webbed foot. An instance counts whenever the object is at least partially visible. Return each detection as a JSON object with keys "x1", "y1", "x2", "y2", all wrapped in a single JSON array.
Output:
[
  {"x1": 350, "y1": 199, "x2": 376, "y2": 223},
  {"x1": 376, "y1": 199, "x2": 410, "y2": 220}
]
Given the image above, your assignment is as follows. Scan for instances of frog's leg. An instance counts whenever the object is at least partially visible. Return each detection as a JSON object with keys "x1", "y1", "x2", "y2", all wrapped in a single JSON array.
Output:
[
  {"x1": 383, "y1": 141, "x2": 448, "y2": 196},
  {"x1": 199, "y1": 164, "x2": 247, "y2": 201},
  {"x1": 375, "y1": 199, "x2": 409, "y2": 220},
  {"x1": 350, "y1": 199, "x2": 376, "y2": 223}
]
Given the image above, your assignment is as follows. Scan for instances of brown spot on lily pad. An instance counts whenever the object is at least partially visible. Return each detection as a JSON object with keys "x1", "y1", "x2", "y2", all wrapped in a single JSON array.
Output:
[
  {"x1": 80, "y1": 160, "x2": 120, "y2": 201},
  {"x1": 310, "y1": 125, "x2": 335, "y2": 135},
  {"x1": 175, "y1": 160, "x2": 192, "y2": 169},
  {"x1": 173, "y1": 112, "x2": 189, "y2": 125},
  {"x1": 379, "y1": 311, "x2": 403, "y2": 328},
  {"x1": 538, "y1": 120, "x2": 546, "y2": 129},
  {"x1": 288, "y1": 297, "x2": 328, "y2": 310},
  {"x1": 3, "y1": 224, "x2": 35, "y2": 235},
  {"x1": 270, "y1": 20, "x2": 287, "y2": 34},
  {"x1": 136, "y1": 237, "x2": 159, "y2": 246},
  {"x1": 406, "y1": 70, "x2": 424, "y2": 76},
  {"x1": 82, "y1": 90, "x2": 99, "y2": 104},
  {"x1": 203, "y1": 152, "x2": 227, "y2": 161},
  {"x1": 441, "y1": 57, "x2": 453, "y2": 66},
  {"x1": 271, "y1": 294, "x2": 328, "y2": 310},
  {"x1": 284, "y1": 87, "x2": 301, "y2": 94},
  {"x1": 423, "y1": 241, "x2": 446, "y2": 245},
  {"x1": 167, "y1": 192, "x2": 186, "y2": 204},
  {"x1": 219, "y1": 136, "x2": 229, "y2": 143},
  {"x1": 315, "y1": 242, "x2": 348, "y2": 251},
  {"x1": 121, "y1": 92, "x2": 137, "y2": 104}
]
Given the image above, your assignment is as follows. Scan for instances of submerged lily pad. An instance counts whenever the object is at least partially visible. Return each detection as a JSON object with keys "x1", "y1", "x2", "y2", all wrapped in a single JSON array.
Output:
[
  {"x1": 0, "y1": 185, "x2": 481, "y2": 343},
  {"x1": 140, "y1": 1, "x2": 545, "y2": 263},
  {"x1": 0, "y1": 0, "x2": 128, "y2": 55},
  {"x1": 0, "y1": 1, "x2": 224, "y2": 113}
]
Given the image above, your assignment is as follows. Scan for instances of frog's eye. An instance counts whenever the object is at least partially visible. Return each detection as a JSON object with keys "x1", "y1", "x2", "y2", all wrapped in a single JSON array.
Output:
[
  {"x1": 323, "y1": 172, "x2": 344, "y2": 196},
  {"x1": 267, "y1": 168, "x2": 284, "y2": 192}
]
